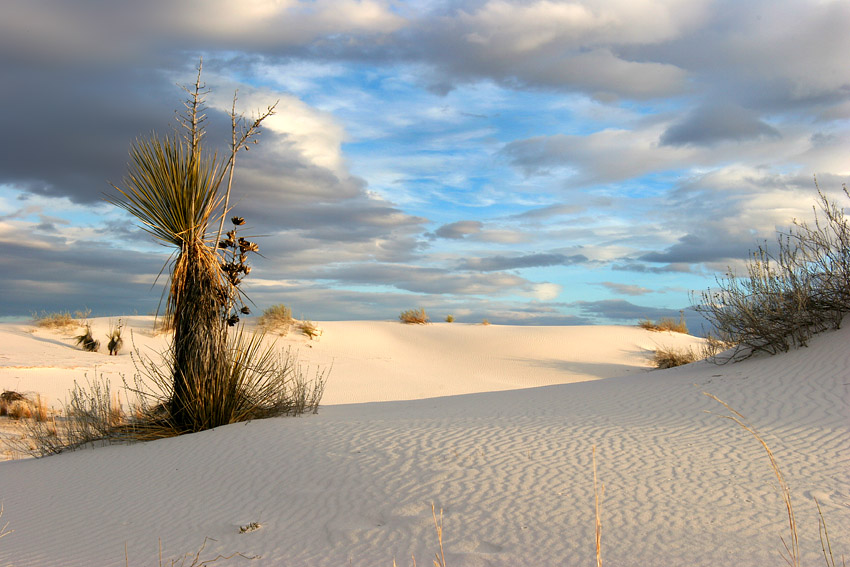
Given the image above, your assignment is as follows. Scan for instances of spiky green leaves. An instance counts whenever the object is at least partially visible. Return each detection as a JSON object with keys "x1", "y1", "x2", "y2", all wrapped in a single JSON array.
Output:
[{"x1": 107, "y1": 134, "x2": 224, "y2": 247}]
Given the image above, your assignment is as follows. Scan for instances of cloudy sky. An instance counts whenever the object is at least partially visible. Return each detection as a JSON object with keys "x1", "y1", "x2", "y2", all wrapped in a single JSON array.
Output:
[{"x1": 1, "y1": 0, "x2": 848, "y2": 331}]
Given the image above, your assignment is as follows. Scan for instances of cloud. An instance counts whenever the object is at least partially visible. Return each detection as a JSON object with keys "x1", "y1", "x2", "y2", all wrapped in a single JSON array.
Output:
[
  {"x1": 434, "y1": 220, "x2": 483, "y2": 239},
  {"x1": 509, "y1": 203, "x2": 587, "y2": 220},
  {"x1": 501, "y1": 127, "x2": 684, "y2": 182},
  {"x1": 459, "y1": 252, "x2": 588, "y2": 272},
  {"x1": 660, "y1": 103, "x2": 781, "y2": 147},
  {"x1": 320, "y1": 263, "x2": 554, "y2": 297},
  {"x1": 597, "y1": 282, "x2": 652, "y2": 296}
]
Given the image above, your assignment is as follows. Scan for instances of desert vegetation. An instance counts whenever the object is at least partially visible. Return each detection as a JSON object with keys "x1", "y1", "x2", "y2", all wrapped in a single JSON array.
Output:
[
  {"x1": 399, "y1": 307, "x2": 429, "y2": 324},
  {"x1": 695, "y1": 184, "x2": 850, "y2": 359},
  {"x1": 257, "y1": 304, "x2": 293, "y2": 335},
  {"x1": 32, "y1": 308, "x2": 91, "y2": 330},
  {"x1": 0, "y1": 61, "x2": 331, "y2": 449},
  {"x1": 637, "y1": 311, "x2": 688, "y2": 334}
]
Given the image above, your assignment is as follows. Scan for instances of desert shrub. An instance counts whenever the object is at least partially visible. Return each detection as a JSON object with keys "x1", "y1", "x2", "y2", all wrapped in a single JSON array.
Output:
[
  {"x1": 638, "y1": 312, "x2": 688, "y2": 334},
  {"x1": 257, "y1": 304, "x2": 293, "y2": 335},
  {"x1": 74, "y1": 324, "x2": 100, "y2": 352},
  {"x1": 0, "y1": 391, "x2": 26, "y2": 417},
  {"x1": 653, "y1": 346, "x2": 698, "y2": 369},
  {"x1": 298, "y1": 319, "x2": 321, "y2": 340},
  {"x1": 445, "y1": 314, "x2": 454, "y2": 323},
  {"x1": 481, "y1": 318, "x2": 490, "y2": 326},
  {"x1": 694, "y1": 185, "x2": 850, "y2": 359},
  {"x1": 32, "y1": 311, "x2": 77, "y2": 329},
  {"x1": 399, "y1": 307, "x2": 428, "y2": 324}
]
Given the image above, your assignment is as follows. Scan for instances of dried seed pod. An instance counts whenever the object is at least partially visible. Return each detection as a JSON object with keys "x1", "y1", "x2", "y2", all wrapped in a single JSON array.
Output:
[
  {"x1": 227, "y1": 314, "x2": 240, "y2": 327},
  {"x1": 240, "y1": 306, "x2": 251, "y2": 315},
  {"x1": 231, "y1": 216, "x2": 245, "y2": 226}
]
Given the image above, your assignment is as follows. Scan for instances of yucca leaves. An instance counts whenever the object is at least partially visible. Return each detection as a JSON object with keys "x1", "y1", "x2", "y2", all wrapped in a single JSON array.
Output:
[{"x1": 107, "y1": 134, "x2": 224, "y2": 247}]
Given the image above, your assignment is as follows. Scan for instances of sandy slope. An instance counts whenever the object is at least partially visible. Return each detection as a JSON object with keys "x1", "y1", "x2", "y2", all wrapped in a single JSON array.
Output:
[{"x1": 0, "y1": 319, "x2": 846, "y2": 566}]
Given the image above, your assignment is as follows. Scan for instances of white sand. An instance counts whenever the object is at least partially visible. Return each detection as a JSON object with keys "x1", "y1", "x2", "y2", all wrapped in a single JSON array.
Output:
[{"x1": 0, "y1": 318, "x2": 846, "y2": 566}]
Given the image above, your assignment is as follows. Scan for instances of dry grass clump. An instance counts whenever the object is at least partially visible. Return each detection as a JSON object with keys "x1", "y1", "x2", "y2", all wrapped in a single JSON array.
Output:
[
  {"x1": 0, "y1": 504, "x2": 11, "y2": 541},
  {"x1": 0, "y1": 391, "x2": 48, "y2": 422},
  {"x1": 445, "y1": 314, "x2": 454, "y2": 323},
  {"x1": 257, "y1": 304, "x2": 293, "y2": 335},
  {"x1": 706, "y1": 394, "x2": 845, "y2": 567},
  {"x1": 653, "y1": 346, "x2": 699, "y2": 369},
  {"x1": 695, "y1": 184, "x2": 850, "y2": 360},
  {"x1": 399, "y1": 307, "x2": 429, "y2": 324},
  {"x1": 32, "y1": 308, "x2": 90, "y2": 330},
  {"x1": 297, "y1": 319, "x2": 321, "y2": 340},
  {"x1": 638, "y1": 311, "x2": 688, "y2": 334},
  {"x1": 481, "y1": 318, "x2": 490, "y2": 326}
]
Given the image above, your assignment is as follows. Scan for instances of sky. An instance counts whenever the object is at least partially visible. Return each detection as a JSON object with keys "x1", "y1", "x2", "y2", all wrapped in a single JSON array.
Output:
[{"x1": 1, "y1": 0, "x2": 849, "y2": 332}]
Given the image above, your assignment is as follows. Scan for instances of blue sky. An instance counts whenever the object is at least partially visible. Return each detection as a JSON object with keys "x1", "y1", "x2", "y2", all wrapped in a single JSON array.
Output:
[{"x1": 1, "y1": 0, "x2": 849, "y2": 332}]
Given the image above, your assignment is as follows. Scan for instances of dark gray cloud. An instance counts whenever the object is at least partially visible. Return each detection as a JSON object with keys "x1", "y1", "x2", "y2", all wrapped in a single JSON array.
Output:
[
  {"x1": 639, "y1": 231, "x2": 758, "y2": 265},
  {"x1": 1, "y1": 233, "x2": 168, "y2": 317},
  {"x1": 459, "y1": 253, "x2": 588, "y2": 272},
  {"x1": 660, "y1": 103, "x2": 781, "y2": 147}
]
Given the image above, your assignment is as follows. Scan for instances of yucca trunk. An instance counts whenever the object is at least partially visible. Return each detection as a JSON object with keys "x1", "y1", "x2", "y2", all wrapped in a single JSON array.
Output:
[{"x1": 169, "y1": 240, "x2": 229, "y2": 430}]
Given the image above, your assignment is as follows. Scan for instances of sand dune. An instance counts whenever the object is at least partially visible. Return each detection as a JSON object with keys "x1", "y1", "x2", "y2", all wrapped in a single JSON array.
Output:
[{"x1": 0, "y1": 318, "x2": 846, "y2": 566}]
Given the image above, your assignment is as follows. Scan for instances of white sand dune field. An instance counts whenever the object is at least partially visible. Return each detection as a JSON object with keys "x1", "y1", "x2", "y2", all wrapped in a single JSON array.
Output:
[{"x1": 0, "y1": 318, "x2": 847, "y2": 566}]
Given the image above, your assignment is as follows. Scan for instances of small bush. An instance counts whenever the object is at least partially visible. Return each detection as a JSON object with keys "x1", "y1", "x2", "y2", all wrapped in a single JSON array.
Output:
[
  {"x1": 257, "y1": 304, "x2": 293, "y2": 335},
  {"x1": 0, "y1": 391, "x2": 26, "y2": 417},
  {"x1": 694, "y1": 184, "x2": 850, "y2": 359},
  {"x1": 298, "y1": 320, "x2": 321, "y2": 340},
  {"x1": 399, "y1": 308, "x2": 429, "y2": 324},
  {"x1": 445, "y1": 314, "x2": 454, "y2": 323},
  {"x1": 32, "y1": 311, "x2": 78, "y2": 329},
  {"x1": 638, "y1": 311, "x2": 688, "y2": 334},
  {"x1": 653, "y1": 346, "x2": 698, "y2": 369},
  {"x1": 481, "y1": 318, "x2": 490, "y2": 326}
]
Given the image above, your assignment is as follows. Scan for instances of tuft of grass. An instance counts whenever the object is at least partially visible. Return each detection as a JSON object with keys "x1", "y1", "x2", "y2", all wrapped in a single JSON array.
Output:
[
  {"x1": 445, "y1": 314, "x2": 454, "y2": 323},
  {"x1": 298, "y1": 319, "x2": 321, "y2": 340},
  {"x1": 593, "y1": 445, "x2": 604, "y2": 567},
  {"x1": 0, "y1": 391, "x2": 26, "y2": 417},
  {"x1": 481, "y1": 319, "x2": 490, "y2": 326},
  {"x1": 653, "y1": 346, "x2": 699, "y2": 369},
  {"x1": 0, "y1": 503, "x2": 11, "y2": 541},
  {"x1": 706, "y1": 393, "x2": 846, "y2": 567},
  {"x1": 638, "y1": 311, "x2": 688, "y2": 334},
  {"x1": 399, "y1": 307, "x2": 429, "y2": 324},
  {"x1": 32, "y1": 311, "x2": 78, "y2": 329},
  {"x1": 257, "y1": 304, "x2": 293, "y2": 335}
]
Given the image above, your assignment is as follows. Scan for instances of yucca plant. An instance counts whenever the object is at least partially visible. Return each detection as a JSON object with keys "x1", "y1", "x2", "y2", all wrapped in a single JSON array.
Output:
[{"x1": 107, "y1": 62, "x2": 275, "y2": 432}]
